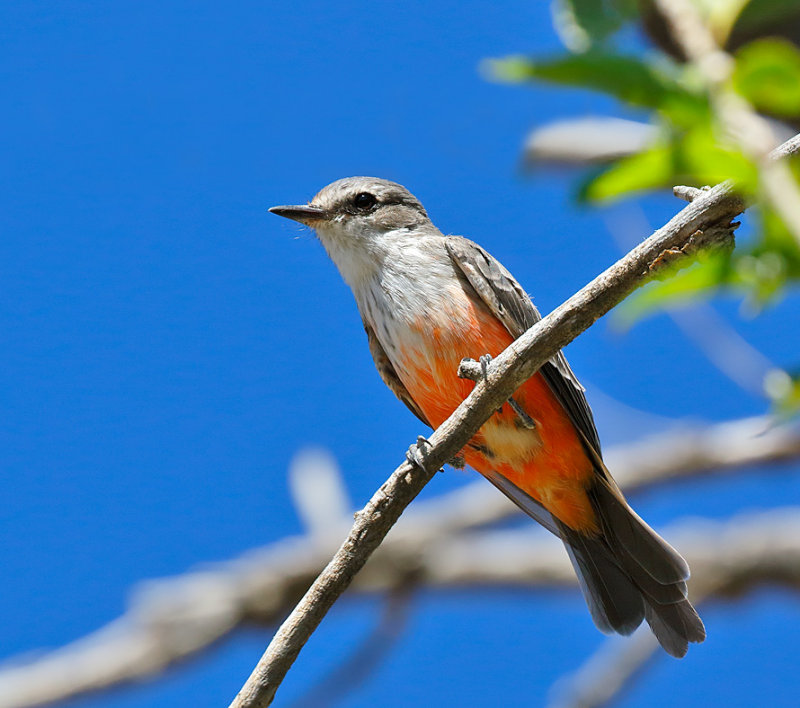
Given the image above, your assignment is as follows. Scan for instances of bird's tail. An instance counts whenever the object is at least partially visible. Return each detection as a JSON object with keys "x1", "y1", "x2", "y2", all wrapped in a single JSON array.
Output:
[
  {"x1": 481, "y1": 462, "x2": 705, "y2": 656},
  {"x1": 559, "y1": 474, "x2": 705, "y2": 657}
]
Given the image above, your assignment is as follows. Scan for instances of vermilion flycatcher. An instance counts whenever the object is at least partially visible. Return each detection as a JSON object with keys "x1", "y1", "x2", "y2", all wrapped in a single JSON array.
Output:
[{"x1": 270, "y1": 177, "x2": 705, "y2": 657}]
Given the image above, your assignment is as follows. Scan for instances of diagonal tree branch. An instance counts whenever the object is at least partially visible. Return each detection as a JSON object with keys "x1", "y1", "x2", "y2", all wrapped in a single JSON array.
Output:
[
  {"x1": 230, "y1": 129, "x2": 800, "y2": 707},
  {"x1": 229, "y1": 189, "x2": 750, "y2": 707}
]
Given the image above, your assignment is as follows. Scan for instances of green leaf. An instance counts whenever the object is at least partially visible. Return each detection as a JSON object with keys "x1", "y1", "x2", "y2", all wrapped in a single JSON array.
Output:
[
  {"x1": 733, "y1": 38, "x2": 800, "y2": 117},
  {"x1": 580, "y1": 143, "x2": 675, "y2": 202},
  {"x1": 580, "y1": 122, "x2": 758, "y2": 203},
  {"x1": 766, "y1": 369, "x2": 800, "y2": 417},
  {"x1": 614, "y1": 250, "x2": 734, "y2": 326},
  {"x1": 676, "y1": 125, "x2": 759, "y2": 191},
  {"x1": 551, "y1": 0, "x2": 638, "y2": 52},
  {"x1": 484, "y1": 52, "x2": 706, "y2": 120}
]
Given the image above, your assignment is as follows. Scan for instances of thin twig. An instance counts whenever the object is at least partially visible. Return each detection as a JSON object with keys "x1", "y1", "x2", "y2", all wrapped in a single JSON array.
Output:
[{"x1": 771, "y1": 134, "x2": 800, "y2": 161}]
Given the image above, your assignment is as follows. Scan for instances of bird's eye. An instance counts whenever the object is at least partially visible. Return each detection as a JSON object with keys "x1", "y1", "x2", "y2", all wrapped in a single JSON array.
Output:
[{"x1": 353, "y1": 192, "x2": 377, "y2": 210}]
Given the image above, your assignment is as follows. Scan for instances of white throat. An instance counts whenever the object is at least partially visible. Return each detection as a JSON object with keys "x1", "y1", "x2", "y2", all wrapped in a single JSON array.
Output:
[
  {"x1": 314, "y1": 221, "x2": 456, "y2": 340},
  {"x1": 314, "y1": 222, "x2": 409, "y2": 292}
]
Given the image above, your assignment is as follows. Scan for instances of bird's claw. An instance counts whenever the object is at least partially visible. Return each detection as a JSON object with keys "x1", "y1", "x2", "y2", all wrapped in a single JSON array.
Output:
[
  {"x1": 478, "y1": 355, "x2": 504, "y2": 414},
  {"x1": 479, "y1": 354, "x2": 492, "y2": 380},
  {"x1": 406, "y1": 435, "x2": 432, "y2": 471}
]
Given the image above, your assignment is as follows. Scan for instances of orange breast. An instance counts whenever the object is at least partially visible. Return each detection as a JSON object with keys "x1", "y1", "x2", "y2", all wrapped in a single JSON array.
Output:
[{"x1": 397, "y1": 287, "x2": 597, "y2": 533}]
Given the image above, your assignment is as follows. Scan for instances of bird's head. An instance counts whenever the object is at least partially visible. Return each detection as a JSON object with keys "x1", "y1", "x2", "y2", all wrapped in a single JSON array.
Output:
[{"x1": 270, "y1": 177, "x2": 431, "y2": 246}]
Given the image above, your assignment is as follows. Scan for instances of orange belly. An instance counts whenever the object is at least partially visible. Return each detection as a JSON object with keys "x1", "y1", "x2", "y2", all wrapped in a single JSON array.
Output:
[{"x1": 398, "y1": 296, "x2": 597, "y2": 533}]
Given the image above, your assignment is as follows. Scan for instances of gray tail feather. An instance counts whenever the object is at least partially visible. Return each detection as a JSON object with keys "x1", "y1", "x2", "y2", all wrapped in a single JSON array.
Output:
[
  {"x1": 558, "y1": 478, "x2": 706, "y2": 658},
  {"x1": 479, "y1": 467, "x2": 705, "y2": 657}
]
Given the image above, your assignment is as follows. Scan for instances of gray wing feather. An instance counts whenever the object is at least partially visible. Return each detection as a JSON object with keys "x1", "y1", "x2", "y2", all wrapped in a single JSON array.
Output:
[
  {"x1": 444, "y1": 236, "x2": 602, "y2": 454},
  {"x1": 481, "y1": 470, "x2": 560, "y2": 536}
]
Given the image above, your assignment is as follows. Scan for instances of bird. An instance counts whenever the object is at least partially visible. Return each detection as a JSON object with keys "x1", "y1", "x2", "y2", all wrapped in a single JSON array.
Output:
[{"x1": 269, "y1": 176, "x2": 705, "y2": 657}]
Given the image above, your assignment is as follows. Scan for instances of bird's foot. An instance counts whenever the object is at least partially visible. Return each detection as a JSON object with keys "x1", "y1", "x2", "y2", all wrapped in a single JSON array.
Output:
[
  {"x1": 406, "y1": 435, "x2": 433, "y2": 471},
  {"x1": 479, "y1": 353, "x2": 493, "y2": 380},
  {"x1": 457, "y1": 355, "x2": 535, "y2": 430},
  {"x1": 459, "y1": 355, "x2": 503, "y2": 413}
]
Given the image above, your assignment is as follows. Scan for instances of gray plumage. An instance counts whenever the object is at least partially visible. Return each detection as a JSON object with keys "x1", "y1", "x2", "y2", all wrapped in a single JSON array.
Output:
[{"x1": 270, "y1": 176, "x2": 705, "y2": 657}]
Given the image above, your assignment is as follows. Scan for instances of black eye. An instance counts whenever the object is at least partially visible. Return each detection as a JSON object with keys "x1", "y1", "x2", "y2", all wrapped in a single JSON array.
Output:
[{"x1": 353, "y1": 192, "x2": 377, "y2": 210}]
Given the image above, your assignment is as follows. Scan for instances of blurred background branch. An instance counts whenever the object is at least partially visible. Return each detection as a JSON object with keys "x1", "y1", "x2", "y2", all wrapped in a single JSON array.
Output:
[
  {"x1": 549, "y1": 506, "x2": 800, "y2": 708},
  {"x1": 652, "y1": 0, "x2": 800, "y2": 246},
  {"x1": 0, "y1": 414, "x2": 798, "y2": 708}
]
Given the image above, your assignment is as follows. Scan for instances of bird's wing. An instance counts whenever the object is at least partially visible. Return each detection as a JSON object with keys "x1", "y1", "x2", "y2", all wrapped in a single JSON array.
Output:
[
  {"x1": 445, "y1": 237, "x2": 704, "y2": 654},
  {"x1": 364, "y1": 321, "x2": 432, "y2": 428},
  {"x1": 444, "y1": 236, "x2": 602, "y2": 454}
]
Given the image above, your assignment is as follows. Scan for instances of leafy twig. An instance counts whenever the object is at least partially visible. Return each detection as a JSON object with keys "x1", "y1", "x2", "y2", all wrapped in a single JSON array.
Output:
[{"x1": 653, "y1": 0, "x2": 800, "y2": 246}]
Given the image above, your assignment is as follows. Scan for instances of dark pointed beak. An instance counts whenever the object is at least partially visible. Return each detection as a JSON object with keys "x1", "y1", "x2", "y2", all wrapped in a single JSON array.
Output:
[{"x1": 268, "y1": 204, "x2": 327, "y2": 224}]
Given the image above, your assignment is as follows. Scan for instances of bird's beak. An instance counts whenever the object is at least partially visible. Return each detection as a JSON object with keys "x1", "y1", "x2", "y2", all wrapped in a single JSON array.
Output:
[{"x1": 269, "y1": 204, "x2": 328, "y2": 224}]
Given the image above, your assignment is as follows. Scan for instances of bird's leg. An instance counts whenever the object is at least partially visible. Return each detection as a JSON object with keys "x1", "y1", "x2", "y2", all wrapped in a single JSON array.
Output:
[
  {"x1": 479, "y1": 353, "x2": 493, "y2": 381},
  {"x1": 458, "y1": 355, "x2": 502, "y2": 414},
  {"x1": 478, "y1": 355, "x2": 503, "y2": 413},
  {"x1": 407, "y1": 436, "x2": 448, "y2": 473},
  {"x1": 458, "y1": 355, "x2": 536, "y2": 430},
  {"x1": 507, "y1": 396, "x2": 537, "y2": 430}
]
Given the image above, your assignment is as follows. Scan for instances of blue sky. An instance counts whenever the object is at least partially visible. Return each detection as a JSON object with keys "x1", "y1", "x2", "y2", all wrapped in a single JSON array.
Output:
[{"x1": 2, "y1": 1, "x2": 799, "y2": 707}]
